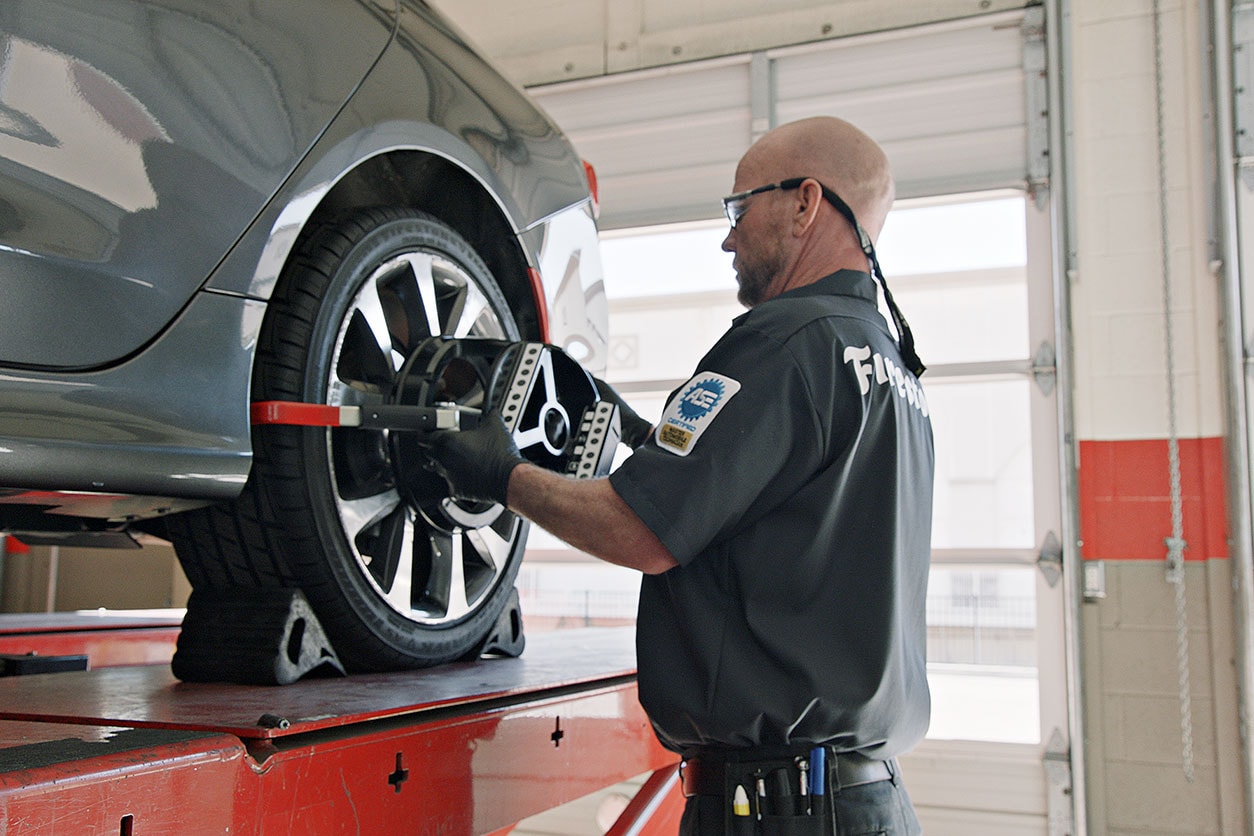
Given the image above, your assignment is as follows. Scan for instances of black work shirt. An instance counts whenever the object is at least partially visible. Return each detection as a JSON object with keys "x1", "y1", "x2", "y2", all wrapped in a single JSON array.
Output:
[{"x1": 609, "y1": 270, "x2": 935, "y2": 760}]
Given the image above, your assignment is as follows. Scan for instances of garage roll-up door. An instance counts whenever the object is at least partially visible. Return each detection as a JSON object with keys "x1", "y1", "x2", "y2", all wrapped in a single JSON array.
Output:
[{"x1": 530, "y1": 9, "x2": 1036, "y2": 230}]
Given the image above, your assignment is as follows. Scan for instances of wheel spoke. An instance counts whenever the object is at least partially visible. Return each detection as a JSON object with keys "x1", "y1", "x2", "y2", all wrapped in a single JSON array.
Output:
[
  {"x1": 336, "y1": 489, "x2": 401, "y2": 544},
  {"x1": 422, "y1": 527, "x2": 469, "y2": 620},
  {"x1": 351, "y1": 271, "x2": 404, "y2": 371},
  {"x1": 447, "y1": 533, "x2": 471, "y2": 619},
  {"x1": 465, "y1": 521, "x2": 512, "y2": 575},
  {"x1": 358, "y1": 504, "x2": 404, "y2": 588},
  {"x1": 403, "y1": 253, "x2": 444, "y2": 337},
  {"x1": 449, "y1": 281, "x2": 493, "y2": 338},
  {"x1": 380, "y1": 513, "x2": 416, "y2": 612}
]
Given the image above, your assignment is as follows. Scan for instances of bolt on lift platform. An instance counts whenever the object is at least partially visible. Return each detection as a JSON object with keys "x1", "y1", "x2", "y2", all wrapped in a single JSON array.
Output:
[{"x1": 0, "y1": 625, "x2": 683, "y2": 835}]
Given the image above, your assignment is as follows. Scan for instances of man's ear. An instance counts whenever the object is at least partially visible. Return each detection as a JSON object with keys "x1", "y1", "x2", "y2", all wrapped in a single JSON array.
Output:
[{"x1": 791, "y1": 178, "x2": 824, "y2": 236}]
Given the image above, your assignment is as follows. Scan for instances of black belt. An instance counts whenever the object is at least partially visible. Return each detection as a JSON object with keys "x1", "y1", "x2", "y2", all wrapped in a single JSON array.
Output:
[{"x1": 680, "y1": 751, "x2": 895, "y2": 798}]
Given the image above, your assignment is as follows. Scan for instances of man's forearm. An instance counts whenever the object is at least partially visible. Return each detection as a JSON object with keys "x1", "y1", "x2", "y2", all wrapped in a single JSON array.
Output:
[{"x1": 505, "y1": 463, "x2": 678, "y2": 575}]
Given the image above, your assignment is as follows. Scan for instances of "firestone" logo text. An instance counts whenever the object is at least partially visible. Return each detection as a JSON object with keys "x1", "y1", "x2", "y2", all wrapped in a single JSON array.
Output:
[{"x1": 843, "y1": 345, "x2": 929, "y2": 417}]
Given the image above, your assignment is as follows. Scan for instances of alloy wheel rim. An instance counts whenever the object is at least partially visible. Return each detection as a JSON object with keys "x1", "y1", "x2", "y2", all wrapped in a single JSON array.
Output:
[{"x1": 322, "y1": 247, "x2": 518, "y2": 627}]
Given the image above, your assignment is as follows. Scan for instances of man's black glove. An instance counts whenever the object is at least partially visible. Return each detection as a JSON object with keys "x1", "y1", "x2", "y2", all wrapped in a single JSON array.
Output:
[
  {"x1": 425, "y1": 412, "x2": 525, "y2": 504},
  {"x1": 593, "y1": 376, "x2": 653, "y2": 449}
]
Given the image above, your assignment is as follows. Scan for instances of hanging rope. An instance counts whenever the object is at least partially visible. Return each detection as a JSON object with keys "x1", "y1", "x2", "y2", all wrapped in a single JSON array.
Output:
[{"x1": 1151, "y1": 0, "x2": 1195, "y2": 784}]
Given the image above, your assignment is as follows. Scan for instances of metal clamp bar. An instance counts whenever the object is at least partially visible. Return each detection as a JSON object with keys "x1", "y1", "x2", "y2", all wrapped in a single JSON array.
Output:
[{"x1": 250, "y1": 401, "x2": 476, "y2": 432}]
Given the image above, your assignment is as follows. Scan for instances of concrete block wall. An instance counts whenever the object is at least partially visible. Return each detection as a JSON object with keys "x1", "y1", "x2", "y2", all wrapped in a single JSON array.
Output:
[
  {"x1": 1069, "y1": 1, "x2": 1245, "y2": 832},
  {"x1": 1080, "y1": 561, "x2": 1240, "y2": 834}
]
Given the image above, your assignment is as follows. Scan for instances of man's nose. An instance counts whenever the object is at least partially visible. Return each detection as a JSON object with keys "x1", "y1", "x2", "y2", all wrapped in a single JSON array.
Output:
[{"x1": 721, "y1": 228, "x2": 735, "y2": 252}]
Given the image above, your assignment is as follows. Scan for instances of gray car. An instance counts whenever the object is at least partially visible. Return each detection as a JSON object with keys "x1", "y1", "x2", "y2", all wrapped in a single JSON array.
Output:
[{"x1": 0, "y1": 0, "x2": 608, "y2": 671}]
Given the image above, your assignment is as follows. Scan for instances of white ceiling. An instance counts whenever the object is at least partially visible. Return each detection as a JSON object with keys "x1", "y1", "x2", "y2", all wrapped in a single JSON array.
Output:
[{"x1": 428, "y1": 0, "x2": 1030, "y2": 88}]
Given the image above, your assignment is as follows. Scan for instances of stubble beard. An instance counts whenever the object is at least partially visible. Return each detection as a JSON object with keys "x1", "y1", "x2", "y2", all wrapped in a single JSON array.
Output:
[{"x1": 734, "y1": 244, "x2": 785, "y2": 308}]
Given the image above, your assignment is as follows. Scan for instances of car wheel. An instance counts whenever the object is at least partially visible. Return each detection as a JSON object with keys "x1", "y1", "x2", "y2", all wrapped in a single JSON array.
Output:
[{"x1": 169, "y1": 207, "x2": 536, "y2": 671}]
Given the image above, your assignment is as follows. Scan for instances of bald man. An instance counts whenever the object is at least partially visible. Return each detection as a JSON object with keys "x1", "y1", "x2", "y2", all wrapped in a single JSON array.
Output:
[{"x1": 429, "y1": 117, "x2": 933, "y2": 835}]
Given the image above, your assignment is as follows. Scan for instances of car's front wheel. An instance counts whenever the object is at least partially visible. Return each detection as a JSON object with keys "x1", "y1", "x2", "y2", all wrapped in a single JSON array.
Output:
[{"x1": 170, "y1": 208, "x2": 533, "y2": 671}]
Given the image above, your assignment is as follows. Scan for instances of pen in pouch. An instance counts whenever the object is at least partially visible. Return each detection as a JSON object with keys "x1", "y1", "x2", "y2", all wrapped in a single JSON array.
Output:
[
  {"x1": 796, "y1": 756, "x2": 811, "y2": 815},
  {"x1": 809, "y1": 747, "x2": 826, "y2": 797}
]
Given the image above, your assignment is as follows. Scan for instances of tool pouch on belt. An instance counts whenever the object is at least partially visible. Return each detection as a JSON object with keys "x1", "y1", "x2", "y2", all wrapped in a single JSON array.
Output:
[{"x1": 722, "y1": 756, "x2": 832, "y2": 836}]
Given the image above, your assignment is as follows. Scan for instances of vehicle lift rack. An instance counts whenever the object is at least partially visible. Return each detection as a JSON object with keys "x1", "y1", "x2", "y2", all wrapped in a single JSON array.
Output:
[{"x1": 0, "y1": 623, "x2": 683, "y2": 834}]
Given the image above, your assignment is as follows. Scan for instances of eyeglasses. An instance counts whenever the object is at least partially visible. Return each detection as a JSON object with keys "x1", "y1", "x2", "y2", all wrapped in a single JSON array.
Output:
[
  {"x1": 722, "y1": 179, "x2": 806, "y2": 228},
  {"x1": 719, "y1": 175, "x2": 927, "y2": 377}
]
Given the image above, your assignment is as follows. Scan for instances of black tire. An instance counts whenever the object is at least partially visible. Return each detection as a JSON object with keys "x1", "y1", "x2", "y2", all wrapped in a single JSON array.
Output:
[{"x1": 169, "y1": 208, "x2": 528, "y2": 671}]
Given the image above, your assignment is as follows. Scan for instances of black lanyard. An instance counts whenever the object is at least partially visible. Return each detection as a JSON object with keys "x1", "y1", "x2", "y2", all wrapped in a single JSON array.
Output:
[{"x1": 780, "y1": 177, "x2": 926, "y2": 378}]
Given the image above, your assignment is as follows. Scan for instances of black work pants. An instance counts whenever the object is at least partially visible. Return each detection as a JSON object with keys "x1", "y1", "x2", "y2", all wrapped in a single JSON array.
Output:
[{"x1": 679, "y1": 777, "x2": 922, "y2": 836}]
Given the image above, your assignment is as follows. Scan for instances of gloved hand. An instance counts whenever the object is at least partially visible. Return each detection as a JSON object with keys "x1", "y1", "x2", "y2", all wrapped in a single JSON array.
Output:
[
  {"x1": 425, "y1": 412, "x2": 525, "y2": 504},
  {"x1": 593, "y1": 376, "x2": 654, "y2": 449}
]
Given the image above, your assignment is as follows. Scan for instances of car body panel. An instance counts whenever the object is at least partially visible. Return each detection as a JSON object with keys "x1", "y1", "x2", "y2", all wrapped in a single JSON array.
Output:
[
  {"x1": 202, "y1": 20, "x2": 594, "y2": 304},
  {"x1": 525, "y1": 204, "x2": 608, "y2": 372},
  {"x1": 0, "y1": 0, "x2": 607, "y2": 526},
  {"x1": 0, "y1": 0, "x2": 397, "y2": 370},
  {"x1": 0, "y1": 194, "x2": 607, "y2": 509},
  {"x1": 0, "y1": 291, "x2": 261, "y2": 501}
]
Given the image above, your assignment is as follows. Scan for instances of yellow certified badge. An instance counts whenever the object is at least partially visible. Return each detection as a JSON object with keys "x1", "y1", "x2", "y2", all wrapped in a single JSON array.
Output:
[{"x1": 658, "y1": 424, "x2": 692, "y2": 452}]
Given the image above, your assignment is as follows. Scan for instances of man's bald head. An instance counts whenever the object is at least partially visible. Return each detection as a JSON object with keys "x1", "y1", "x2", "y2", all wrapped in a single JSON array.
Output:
[{"x1": 738, "y1": 116, "x2": 895, "y2": 241}]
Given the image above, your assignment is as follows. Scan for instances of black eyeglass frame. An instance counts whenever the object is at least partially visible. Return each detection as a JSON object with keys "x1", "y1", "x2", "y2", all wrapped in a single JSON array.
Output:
[
  {"x1": 722, "y1": 179, "x2": 797, "y2": 228},
  {"x1": 721, "y1": 177, "x2": 864, "y2": 236},
  {"x1": 719, "y1": 175, "x2": 926, "y2": 377}
]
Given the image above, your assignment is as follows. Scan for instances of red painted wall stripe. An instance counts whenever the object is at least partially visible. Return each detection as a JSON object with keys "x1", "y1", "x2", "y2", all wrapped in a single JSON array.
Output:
[{"x1": 1078, "y1": 437, "x2": 1229, "y2": 560}]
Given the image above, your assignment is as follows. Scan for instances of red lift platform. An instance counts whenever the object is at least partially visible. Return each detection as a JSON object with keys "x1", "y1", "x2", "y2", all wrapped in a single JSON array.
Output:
[
  {"x1": 0, "y1": 610, "x2": 183, "y2": 668},
  {"x1": 0, "y1": 624, "x2": 683, "y2": 834}
]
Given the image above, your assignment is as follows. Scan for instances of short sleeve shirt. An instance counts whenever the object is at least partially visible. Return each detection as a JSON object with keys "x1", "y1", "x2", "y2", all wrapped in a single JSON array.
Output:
[{"x1": 609, "y1": 270, "x2": 935, "y2": 759}]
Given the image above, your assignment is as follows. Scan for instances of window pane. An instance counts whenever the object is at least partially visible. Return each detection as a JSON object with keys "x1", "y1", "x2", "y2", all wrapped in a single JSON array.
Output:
[
  {"x1": 516, "y1": 557, "x2": 640, "y2": 630},
  {"x1": 607, "y1": 297, "x2": 742, "y2": 386},
  {"x1": 877, "y1": 195, "x2": 1026, "y2": 275},
  {"x1": 892, "y1": 270, "x2": 1029, "y2": 366},
  {"x1": 882, "y1": 196, "x2": 1029, "y2": 366},
  {"x1": 928, "y1": 568, "x2": 1036, "y2": 666},
  {"x1": 600, "y1": 224, "x2": 733, "y2": 299},
  {"x1": 926, "y1": 378, "x2": 1035, "y2": 549},
  {"x1": 926, "y1": 566, "x2": 1039, "y2": 743}
]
